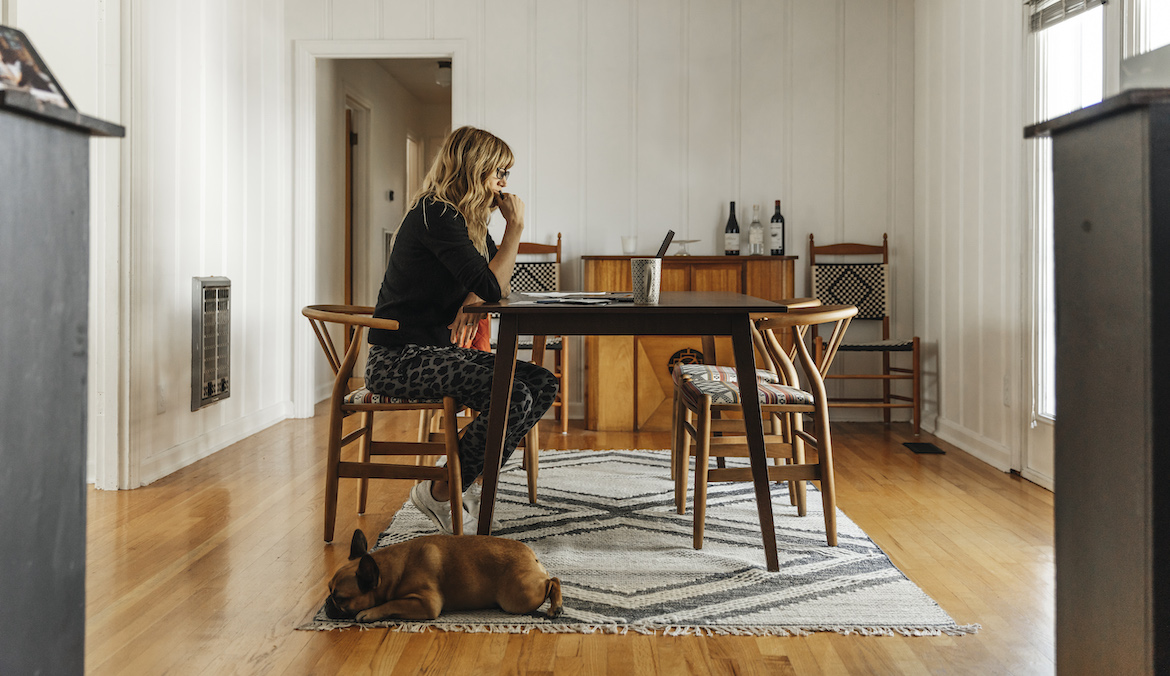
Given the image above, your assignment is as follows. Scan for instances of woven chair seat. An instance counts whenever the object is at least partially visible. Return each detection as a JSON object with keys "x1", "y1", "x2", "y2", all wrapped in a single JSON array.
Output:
[
  {"x1": 672, "y1": 363, "x2": 780, "y2": 386},
  {"x1": 342, "y1": 387, "x2": 442, "y2": 406},
  {"x1": 838, "y1": 339, "x2": 915, "y2": 352},
  {"x1": 491, "y1": 335, "x2": 563, "y2": 351},
  {"x1": 678, "y1": 376, "x2": 813, "y2": 408}
]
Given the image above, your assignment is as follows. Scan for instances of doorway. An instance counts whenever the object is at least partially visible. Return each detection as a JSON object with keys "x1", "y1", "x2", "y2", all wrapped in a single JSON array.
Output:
[{"x1": 293, "y1": 41, "x2": 463, "y2": 418}]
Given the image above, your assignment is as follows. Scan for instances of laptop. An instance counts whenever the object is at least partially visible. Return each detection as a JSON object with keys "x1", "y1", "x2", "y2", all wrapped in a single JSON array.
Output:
[{"x1": 654, "y1": 229, "x2": 676, "y2": 258}]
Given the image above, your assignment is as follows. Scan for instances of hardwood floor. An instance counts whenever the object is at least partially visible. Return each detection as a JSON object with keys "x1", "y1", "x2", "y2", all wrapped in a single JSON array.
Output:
[{"x1": 86, "y1": 408, "x2": 1054, "y2": 675}]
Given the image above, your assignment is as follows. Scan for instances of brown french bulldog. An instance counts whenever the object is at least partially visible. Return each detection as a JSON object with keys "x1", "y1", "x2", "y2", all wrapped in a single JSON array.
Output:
[{"x1": 325, "y1": 529, "x2": 563, "y2": 622}]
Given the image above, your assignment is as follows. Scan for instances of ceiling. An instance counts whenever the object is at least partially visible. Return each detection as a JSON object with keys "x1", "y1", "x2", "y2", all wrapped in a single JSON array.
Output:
[{"x1": 376, "y1": 58, "x2": 452, "y2": 106}]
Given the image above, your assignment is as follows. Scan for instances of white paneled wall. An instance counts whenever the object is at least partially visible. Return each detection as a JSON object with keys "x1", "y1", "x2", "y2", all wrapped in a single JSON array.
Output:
[
  {"x1": 914, "y1": 0, "x2": 1027, "y2": 471},
  {"x1": 291, "y1": 0, "x2": 917, "y2": 424},
  {"x1": 10, "y1": 0, "x2": 123, "y2": 487},
  {"x1": 22, "y1": 0, "x2": 293, "y2": 488},
  {"x1": 123, "y1": 0, "x2": 293, "y2": 485}
]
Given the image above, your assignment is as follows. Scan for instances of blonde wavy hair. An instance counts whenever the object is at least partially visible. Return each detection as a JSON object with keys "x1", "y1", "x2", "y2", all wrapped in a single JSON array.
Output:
[{"x1": 409, "y1": 126, "x2": 514, "y2": 257}]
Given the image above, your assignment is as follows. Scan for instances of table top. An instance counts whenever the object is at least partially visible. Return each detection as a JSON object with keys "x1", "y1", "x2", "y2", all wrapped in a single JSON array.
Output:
[
  {"x1": 468, "y1": 291, "x2": 786, "y2": 315},
  {"x1": 580, "y1": 255, "x2": 798, "y2": 262}
]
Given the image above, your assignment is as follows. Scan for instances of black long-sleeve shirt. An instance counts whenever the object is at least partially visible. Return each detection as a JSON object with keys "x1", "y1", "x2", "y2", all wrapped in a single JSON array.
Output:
[{"x1": 369, "y1": 198, "x2": 500, "y2": 348}]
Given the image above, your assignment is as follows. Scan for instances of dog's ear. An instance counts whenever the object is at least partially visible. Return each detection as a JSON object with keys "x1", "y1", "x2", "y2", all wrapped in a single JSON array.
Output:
[
  {"x1": 356, "y1": 554, "x2": 380, "y2": 593},
  {"x1": 349, "y1": 529, "x2": 369, "y2": 560}
]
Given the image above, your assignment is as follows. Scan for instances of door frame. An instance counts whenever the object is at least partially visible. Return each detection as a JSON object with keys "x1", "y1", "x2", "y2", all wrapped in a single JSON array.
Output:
[{"x1": 291, "y1": 39, "x2": 469, "y2": 418}]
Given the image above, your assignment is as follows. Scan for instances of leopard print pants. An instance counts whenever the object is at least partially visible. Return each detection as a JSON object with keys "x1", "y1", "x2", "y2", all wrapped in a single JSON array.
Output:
[{"x1": 365, "y1": 343, "x2": 559, "y2": 489}]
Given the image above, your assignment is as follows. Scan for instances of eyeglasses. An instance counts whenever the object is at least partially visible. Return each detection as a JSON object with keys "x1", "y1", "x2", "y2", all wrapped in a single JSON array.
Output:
[{"x1": 495, "y1": 168, "x2": 510, "y2": 180}]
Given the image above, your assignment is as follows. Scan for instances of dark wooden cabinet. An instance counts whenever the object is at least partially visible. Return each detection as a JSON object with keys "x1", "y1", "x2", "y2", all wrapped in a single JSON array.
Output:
[
  {"x1": 1027, "y1": 89, "x2": 1170, "y2": 674},
  {"x1": 581, "y1": 255, "x2": 796, "y2": 431}
]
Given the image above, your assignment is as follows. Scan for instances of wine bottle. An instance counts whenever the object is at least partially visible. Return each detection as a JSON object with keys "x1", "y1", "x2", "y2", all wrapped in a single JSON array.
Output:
[
  {"x1": 770, "y1": 200, "x2": 786, "y2": 256},
  {"x1": 748, "y1": 204, "x2": 764, "y2": 255},
  {"x1": 724, "y1": 201, "x2": 740, "y2": 255}
]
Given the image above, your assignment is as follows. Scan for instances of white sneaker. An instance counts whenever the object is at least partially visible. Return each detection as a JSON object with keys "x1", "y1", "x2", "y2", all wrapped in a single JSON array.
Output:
[
  {"x1": 410, "y1": 481, "x2": 477, "y2": 535},
  {"x1": 462, "y1": 482, "x2": 504, "y2": 532}
]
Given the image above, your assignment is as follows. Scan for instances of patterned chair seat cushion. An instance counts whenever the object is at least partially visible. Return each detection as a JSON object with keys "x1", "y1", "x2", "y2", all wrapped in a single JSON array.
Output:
[
  {"x1": 343, "y1": 387, "x2": 442, "y2": 406},
  {"x1": 838, "y1": 339, "x2": 915, "y2": 352},
  {"x1": 672, "y1": 363, "x2": 780, "y2": 387},
  {"x1": 678, "y1": 376, "x2": 814, "y2": 408}
]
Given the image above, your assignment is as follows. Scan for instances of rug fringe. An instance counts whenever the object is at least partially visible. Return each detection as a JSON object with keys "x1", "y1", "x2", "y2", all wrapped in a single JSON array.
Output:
[{"x1": 297, "y1": 621, "x2": 981, "y2": 637}]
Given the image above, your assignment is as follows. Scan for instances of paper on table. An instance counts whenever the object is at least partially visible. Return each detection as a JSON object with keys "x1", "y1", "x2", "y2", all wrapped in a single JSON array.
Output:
[{"x1": 521, "y1": 291, "x2": 608, "y2": 297}]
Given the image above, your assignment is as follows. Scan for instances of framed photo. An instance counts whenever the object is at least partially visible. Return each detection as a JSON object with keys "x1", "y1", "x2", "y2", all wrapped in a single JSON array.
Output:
[{"x1": 0, "y1": 25, "x2": 73, "y2": 110}]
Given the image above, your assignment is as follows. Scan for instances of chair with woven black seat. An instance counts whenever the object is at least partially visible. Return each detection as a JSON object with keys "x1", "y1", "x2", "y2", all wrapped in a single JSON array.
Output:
[
  {"x1": 493, "y1": 233, "x2": 569, "y2": 435},
  {"x1": 673, "y1": 305, "x2": 857, "y2": 550},
  {"x1": 484, "y1": 234, "x2": 566, "y2": 504},
  {"x1": 303, "y1": 304, "x2": 466, "y2": 542},
  {"x1": 809, "y1": 233, "x2": 921, "y2": 435}
]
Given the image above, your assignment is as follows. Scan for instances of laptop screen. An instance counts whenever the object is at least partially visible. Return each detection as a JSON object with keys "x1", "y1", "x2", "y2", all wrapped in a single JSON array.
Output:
[{"x1": 654, "y1": 230, "x2": 676, "y2": 258}]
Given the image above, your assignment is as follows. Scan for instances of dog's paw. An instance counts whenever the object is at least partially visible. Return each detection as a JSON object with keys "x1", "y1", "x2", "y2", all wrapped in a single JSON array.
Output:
[
  {"x1": 355, "y1": 609, "x2": 377, "y2": 623},
  {"x1": 546, "y1": 603, "x2": 563, "y2": 619}
]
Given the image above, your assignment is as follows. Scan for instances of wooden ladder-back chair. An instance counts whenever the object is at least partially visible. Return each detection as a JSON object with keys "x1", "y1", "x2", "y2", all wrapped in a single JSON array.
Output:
[
  {"x1": 496, "y1": 233, "x2": 569, "y2": 435},
  {"x1": 672, "y1": 305, "x2": 857, "y2": 550},
  {"x1": 809, "y1": 233, "x2": 921, "y2": 435},
  {"x1": 303, "y1": 305, "x2": 465, "y2": 542},
  {"x1": 483, "y1": 233, "x2": 566, "y2": 504}
]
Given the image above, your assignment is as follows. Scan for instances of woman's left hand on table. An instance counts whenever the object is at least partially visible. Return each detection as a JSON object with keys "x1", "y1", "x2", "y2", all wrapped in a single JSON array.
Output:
[{"x1": 450, "y1": 293, "x2": 485, "y2": 347}]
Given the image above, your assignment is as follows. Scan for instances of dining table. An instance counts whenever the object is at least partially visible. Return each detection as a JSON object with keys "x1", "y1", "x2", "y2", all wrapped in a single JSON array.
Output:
[{"x1": 467, "y1": 290, "x2": 789, "y2": 571}]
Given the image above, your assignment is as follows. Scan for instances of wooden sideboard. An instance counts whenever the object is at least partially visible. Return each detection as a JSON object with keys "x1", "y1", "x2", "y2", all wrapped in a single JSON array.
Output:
[{"x1": 582, "y1": 255, "x2": 797, "y2": 431}]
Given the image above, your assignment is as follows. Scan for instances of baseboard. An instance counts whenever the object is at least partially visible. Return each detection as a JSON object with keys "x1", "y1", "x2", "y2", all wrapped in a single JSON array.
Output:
[
  {"x1": 932, "y1": 417, "x2": 1013, "y2": 473},
  {"x1": 315, "y1": 381, "x2": 332, "y2": 406},
  {"x1": 1020, "y1": 467, "x2": 1054, "y2": 491},
  {"x1": 138, "y1": 401, "x2": 294, "y2": 487}
]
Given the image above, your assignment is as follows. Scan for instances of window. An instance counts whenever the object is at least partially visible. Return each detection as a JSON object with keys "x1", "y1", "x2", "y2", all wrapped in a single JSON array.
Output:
[
  {"x1": 1028, "y1": 5, "x2": 1104, "y2": 420},
  {"x1": 1132, "y1": 0, "x2": 1170, "y2": 54}
]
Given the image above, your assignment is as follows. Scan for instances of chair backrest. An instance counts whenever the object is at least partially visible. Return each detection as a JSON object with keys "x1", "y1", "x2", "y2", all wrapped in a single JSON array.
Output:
[
  {"x1": 302, "y1": 305, "x2": 399, "y2": 390},
  {"x1": 748, "y1": 297, "x2": 820, "y2": 374},
  {"x1": 510, "y1": 233, "x2": 562, "y2": 293},
  {"x1": 755, "y1": 305, "x2": 858, "y2": 392},
  {"x1": 809, "y1": 233, "x2": 891, "y2": 337}
]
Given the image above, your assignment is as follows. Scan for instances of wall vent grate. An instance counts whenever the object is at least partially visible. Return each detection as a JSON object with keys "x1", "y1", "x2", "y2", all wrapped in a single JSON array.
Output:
[{"x1": 192, "y1": 277, "x2": 231, "y2": 410}]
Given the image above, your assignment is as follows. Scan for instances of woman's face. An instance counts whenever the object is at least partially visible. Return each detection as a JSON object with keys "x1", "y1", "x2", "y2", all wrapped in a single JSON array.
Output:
[{"x1": 488, "y1": 166, "x2": 510, "y2": 198}]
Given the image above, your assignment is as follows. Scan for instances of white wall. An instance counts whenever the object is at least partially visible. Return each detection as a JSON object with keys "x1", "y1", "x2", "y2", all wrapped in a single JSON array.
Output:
[
  {"x1": 8, "y1": 0, "x2": 123, "y2": 487},
  {"x1": 125, "y1": 0, "x2": 293, "y2": 486},
  {"x1": 290, "y1": 0, "x2": 918, "y2": 423},
  {"x1": 16, "y1": 0, "x2": 293, "y2": 488},
  {"x1": 914, "y1": 0, "x2": 1027, "y2": 471}
]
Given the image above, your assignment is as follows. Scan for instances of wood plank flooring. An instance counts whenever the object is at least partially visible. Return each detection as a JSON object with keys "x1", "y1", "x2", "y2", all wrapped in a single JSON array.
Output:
[{"x1": 86, "y1": 408, "x2": 1054, "y2": 675}]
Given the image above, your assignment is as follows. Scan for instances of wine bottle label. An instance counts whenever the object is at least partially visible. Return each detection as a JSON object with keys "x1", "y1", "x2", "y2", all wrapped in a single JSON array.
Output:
[
  {"x1": 724, "y1": 233, "x2": 740, "y2": 252},
  {"x1": 749, "y1": 229, "x2": 763, "y2": 246},
  {"x1": 770, "y1": 225, "x2": 782, "y2": 253}
]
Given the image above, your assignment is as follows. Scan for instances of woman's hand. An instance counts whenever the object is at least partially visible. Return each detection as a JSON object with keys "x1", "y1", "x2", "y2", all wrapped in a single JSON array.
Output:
[
  {"x1": 449, "y1": 292, "x2": 485, "y2": 347},
  {"x1": 495, "y1": 192, "x2": 525, "y2": 229}
]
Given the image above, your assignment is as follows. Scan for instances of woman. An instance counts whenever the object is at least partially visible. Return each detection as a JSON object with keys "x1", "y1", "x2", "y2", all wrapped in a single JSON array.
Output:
[{"x1": 366, "y1": 126, "x2": 558, "y2": 534}]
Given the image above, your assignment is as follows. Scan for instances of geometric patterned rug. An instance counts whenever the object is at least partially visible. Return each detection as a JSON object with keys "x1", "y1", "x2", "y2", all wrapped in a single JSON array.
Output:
[{"x1": 300, "y1": 450, "x2": 979, "y2": 636}]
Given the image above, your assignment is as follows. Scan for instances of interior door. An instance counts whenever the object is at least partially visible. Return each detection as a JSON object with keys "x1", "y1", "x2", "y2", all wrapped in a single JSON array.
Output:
[{"x1": 343, "y1": 109, "x2": 355, "y2": 349}]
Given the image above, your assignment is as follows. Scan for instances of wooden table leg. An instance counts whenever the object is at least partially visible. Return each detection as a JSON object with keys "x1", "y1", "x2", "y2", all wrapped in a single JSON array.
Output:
[
  {"x1": 730, "y1": 316, "x2": 780, "y2": 571},
  {"x1": 478, "y1": 315, "x2": 519, "y2": 535}
]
